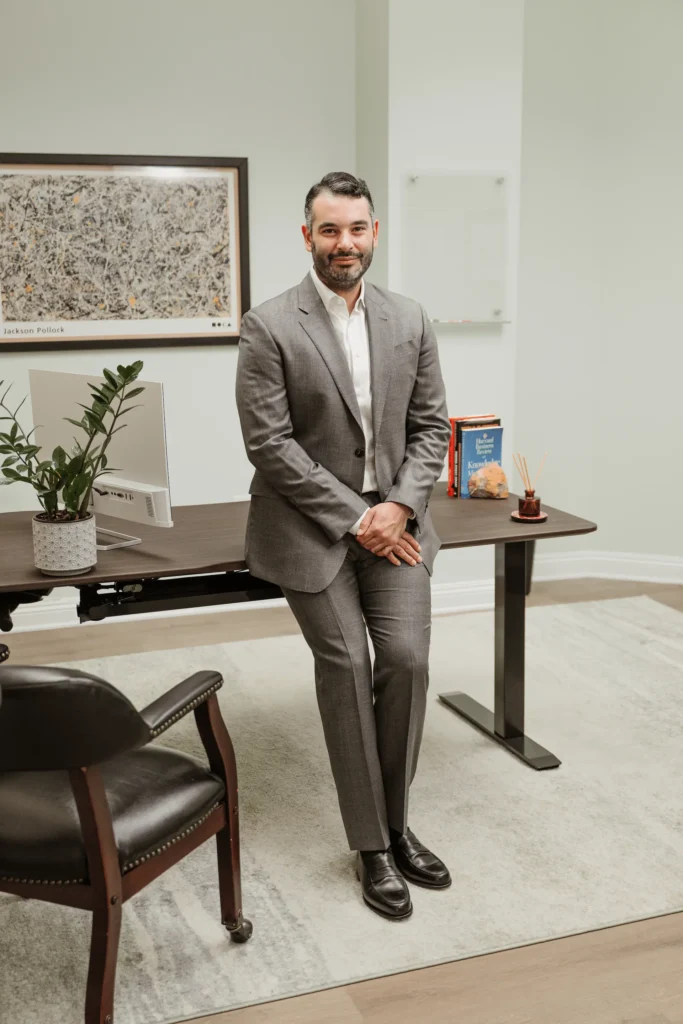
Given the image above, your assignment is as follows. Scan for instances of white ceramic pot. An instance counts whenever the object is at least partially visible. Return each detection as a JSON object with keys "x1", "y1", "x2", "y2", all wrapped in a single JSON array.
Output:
[{"x1": 32, "y1": 512, "x2": 97, "y2": 577}]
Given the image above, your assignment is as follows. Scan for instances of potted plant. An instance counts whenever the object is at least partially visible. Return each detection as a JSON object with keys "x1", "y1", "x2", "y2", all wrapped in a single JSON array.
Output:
[{"x1": 0, "y1": 361, "x2": 145, "y2": 576}]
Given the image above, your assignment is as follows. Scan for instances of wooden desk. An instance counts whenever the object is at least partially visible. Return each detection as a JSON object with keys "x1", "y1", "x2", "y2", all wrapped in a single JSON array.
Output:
[{"x1": 0, "y1": 482, "x2": 597, "y2": 771}]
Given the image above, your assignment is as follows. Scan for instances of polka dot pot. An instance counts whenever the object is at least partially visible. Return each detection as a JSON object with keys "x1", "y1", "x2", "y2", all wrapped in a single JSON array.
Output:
[{"x1": 32, "y1": 513, "x2": 97, "y2": 577}]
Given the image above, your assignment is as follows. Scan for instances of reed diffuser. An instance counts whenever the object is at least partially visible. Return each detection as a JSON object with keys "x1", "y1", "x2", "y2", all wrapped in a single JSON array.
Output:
[{"x1": 512, "y1": 451, "x2": 548, "y2": 520}]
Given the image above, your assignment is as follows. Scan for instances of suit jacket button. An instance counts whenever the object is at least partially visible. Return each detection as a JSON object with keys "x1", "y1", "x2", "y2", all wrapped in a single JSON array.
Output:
[{"x1": 354, "y1": 447, "x2": 365, "y2": 458}]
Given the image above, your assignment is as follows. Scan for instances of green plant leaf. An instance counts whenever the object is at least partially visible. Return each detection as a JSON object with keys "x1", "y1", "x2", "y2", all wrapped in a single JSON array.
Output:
[
  {"x1": 124, "y1": 386, "x2": 146, "y2": 399},
  {"x1": 2, "y1": 456, "x2": 18, "y2": 467},
  {"x1": 71, "y1": 472, "x2": 89, "y2": 495},
  {"x1": 83, "y1": 411, "x2": 107, "y2": 435},
  {"x1": 64, "y1": 416, "x2": 88, "y2": 431},
  {"x1": 43, "y1": 490, "x2": 58, "y2": 514},
  {"x1": 64, "y1": 456, "x2": 86, "y2": 480},
  {"x1": 119, "y1": 363, "x2": 142, "y2": 382},
  {"x1": 2, "y1": 467, "x2": 29, "y2": 482},
  {"x1": 80, "y1": 408, "x2": 105, "y2": 426},
  {"x1": 89, "y1": 384, "x2": 116, "y2": 405},
  {"x1": 103, "y1": 369, "x2": 119, "y2": 389},
  {"x1": 77, "y1": 402, "x2": 104, "y2": 418}
]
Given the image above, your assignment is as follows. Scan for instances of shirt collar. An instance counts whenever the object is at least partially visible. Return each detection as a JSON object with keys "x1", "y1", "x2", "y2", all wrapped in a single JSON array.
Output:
[{"x1": 310, "y1": 265, "x2": 365, "y2": 315}]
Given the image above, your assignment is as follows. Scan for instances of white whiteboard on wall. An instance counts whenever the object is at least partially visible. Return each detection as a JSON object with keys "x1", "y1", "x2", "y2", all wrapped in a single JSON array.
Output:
[{"x1": 400, "y1": 173, "x2": 508, "y2": 323}]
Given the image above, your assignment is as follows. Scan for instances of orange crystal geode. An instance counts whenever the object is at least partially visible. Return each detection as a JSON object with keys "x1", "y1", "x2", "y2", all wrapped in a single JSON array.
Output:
[{"x1": 467, "y1": 463, "x2": 509, "y2": 499}]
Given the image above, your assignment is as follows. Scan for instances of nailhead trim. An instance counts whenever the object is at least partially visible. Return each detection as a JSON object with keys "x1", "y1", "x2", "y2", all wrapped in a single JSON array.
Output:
[
  {"x1": 0, "y1": 875, "x2": 84, "y2": 886},
  {"x1": 122, "y1": 801, "x2": 222, "y2": 874},
  {"x1": 149, "y1": 680, "x2": 223, "y2": 738}
]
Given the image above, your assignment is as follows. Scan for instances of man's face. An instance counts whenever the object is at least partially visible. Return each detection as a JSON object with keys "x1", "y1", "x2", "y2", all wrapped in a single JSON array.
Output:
[{"x1": 302, "y1": 193, "x2": 378, "y2": 291}]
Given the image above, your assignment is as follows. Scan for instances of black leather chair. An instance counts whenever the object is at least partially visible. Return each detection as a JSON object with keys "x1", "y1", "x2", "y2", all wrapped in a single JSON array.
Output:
[{"x1": 0, "y1": 664, "x2": 252, "y2": 1024}]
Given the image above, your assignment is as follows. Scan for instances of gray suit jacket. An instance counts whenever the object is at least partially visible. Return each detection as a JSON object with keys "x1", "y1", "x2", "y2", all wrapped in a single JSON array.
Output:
[{"x1": 235, "y1": 272, "x2": 450, "y2": 593}]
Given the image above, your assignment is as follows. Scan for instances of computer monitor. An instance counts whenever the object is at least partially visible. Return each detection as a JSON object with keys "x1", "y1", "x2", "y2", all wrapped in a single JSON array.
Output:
[{"x1": 28, "y1": 369, "x2": 173, "y2": 550}]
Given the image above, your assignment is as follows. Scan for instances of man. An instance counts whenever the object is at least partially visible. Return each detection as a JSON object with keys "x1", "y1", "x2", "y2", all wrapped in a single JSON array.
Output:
[{"x1": 236, "y1": 172, "x2": 451, "y2": 920}]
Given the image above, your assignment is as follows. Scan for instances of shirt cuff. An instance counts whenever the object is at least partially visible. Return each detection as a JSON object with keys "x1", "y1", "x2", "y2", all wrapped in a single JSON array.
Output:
[{"x1": 349, "y1": 508, "x2": 370, "y2": 536}]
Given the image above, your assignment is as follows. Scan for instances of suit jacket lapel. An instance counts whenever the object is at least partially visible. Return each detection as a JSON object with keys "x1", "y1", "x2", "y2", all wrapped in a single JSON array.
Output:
[
  {"x1": 365, "y1": 283, "x2": 393, "y2": 441},
  {"x1": 297, "y1": 274, "x2": 363, "y2": 432},
  {"x1": 297, "y1": 274, "x2": 395, "y2": 440}
]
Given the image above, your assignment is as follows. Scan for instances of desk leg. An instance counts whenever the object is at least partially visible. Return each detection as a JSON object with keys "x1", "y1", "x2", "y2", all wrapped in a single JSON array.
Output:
[
  {"x1": 525, "y1": 539, "x2": 535, "y2": 596},
  {"x1": 438, "y1": 541, "x2": 560, "y2": 770}
]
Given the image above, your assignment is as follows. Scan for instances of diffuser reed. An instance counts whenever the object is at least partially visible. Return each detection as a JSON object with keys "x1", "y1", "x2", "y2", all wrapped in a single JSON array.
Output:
[
  {"x1": 512, "y1": 451, "x2": 547, "y2": 496},
  {"x1": 512, "y1": 451, "x2": 548, "y2": 518}
]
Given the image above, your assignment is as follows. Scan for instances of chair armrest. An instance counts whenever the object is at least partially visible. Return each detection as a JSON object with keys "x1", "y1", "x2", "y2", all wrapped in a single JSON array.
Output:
[{"x1": 140, "y1": 670, "x2": 224, "y2": 739}]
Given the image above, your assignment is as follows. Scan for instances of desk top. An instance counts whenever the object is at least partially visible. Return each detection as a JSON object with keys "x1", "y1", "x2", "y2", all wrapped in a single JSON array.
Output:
[{"x1": 0, "y1": 482, "x2": 596, "y2": 593}]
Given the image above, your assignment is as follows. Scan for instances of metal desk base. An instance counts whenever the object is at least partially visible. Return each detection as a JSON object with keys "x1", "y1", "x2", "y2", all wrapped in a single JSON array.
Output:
[{"x1": 438, "y1": 540, "x2": 561, "y2": 771}]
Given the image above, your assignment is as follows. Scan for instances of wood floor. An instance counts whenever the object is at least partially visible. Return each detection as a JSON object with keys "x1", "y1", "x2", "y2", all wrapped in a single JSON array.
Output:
[{"x1": 6, "y1": 579, "x2": 683, "y2": 1024}]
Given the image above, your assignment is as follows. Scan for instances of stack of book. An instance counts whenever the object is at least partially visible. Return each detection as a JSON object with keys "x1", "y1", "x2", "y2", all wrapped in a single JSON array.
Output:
[{"x1": 447, "y1": 414, "x2": 503, "y2": 498}]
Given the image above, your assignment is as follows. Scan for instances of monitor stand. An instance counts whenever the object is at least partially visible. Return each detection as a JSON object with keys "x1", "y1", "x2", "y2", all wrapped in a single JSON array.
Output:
[{"x1": 96, "y1": 527, "x2": 142, "y2": 551}]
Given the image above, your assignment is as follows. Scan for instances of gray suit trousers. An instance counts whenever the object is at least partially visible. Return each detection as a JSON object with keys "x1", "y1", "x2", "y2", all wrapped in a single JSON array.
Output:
[{"x1": 281, "y1": 500, "x2": 432, "y2": 852}]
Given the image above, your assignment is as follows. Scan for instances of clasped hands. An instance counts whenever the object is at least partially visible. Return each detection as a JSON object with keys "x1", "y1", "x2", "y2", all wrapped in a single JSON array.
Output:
[{"x1": 355, "y1": 501, "x2": 422, "y2": 567}]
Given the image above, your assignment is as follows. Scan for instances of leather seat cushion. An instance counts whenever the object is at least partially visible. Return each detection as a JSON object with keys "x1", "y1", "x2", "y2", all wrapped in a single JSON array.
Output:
[{"x1": 0, "y1": 746, "x2": 225, "y2": 884}]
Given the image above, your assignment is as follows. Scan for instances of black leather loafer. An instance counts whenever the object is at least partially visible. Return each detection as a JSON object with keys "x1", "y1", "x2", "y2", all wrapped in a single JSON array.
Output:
[
  {"x1": 390, "y1": 828, "x2": 452, "y2": 889},
  {"x1": 356, "y1": 850, "x2": 413, "y2": 920}
]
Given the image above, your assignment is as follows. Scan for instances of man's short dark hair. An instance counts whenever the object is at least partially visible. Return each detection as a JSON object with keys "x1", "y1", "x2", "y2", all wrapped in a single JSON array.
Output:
[{"x1": 304, "y1": 172, "x2": 374, "y2": 229}]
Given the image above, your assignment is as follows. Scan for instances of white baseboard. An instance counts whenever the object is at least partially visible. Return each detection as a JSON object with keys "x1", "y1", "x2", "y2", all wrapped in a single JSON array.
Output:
[
  {"x1": 6, "y1": 587, "x2": 81, "y2": 633},
  {"x1": 6, "y1": 550, "x2": 682, "y2": 634},
  {"x1": 534, "y1": 550, "x2": 683, "y2": 585}
]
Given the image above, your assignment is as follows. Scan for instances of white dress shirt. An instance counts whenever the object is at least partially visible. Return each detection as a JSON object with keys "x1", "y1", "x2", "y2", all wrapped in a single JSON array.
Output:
[{"x1": 309, "y1": 267, "x2": 415, "y2": 537}]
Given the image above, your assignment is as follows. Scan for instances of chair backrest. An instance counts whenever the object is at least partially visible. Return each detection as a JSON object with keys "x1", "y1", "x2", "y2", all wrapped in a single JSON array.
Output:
[{"x1": 0, "y1": 665, "x2": 150, "y2": 771}]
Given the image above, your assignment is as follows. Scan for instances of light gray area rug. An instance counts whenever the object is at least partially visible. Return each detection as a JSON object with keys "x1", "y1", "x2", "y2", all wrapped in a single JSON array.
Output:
[{"x1": 1, "y1": 595, "x2": 682, "y2": 1024}]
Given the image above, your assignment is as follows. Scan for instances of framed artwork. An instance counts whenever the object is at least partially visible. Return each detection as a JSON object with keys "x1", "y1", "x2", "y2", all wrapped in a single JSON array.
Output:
[{"x1": 0, "y1": 153, "x2": 250, "y2": 351}]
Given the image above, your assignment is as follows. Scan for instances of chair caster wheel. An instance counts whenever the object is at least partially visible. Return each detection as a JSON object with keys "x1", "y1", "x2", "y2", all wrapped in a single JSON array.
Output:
[{"x1": 226, "y1": 915, "x2": 253, "y2": 943}]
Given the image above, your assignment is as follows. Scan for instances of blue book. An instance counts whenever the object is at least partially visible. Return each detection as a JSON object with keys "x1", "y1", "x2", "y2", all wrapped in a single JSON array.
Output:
[{"x1": 458, "y1": 425, "x2": 503, "y2": 498}]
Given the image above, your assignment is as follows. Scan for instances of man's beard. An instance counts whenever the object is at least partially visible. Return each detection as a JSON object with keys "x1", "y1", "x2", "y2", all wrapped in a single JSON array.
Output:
[{"x1": 311, "y1": 242, "x2": 374, "y2": 291}]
